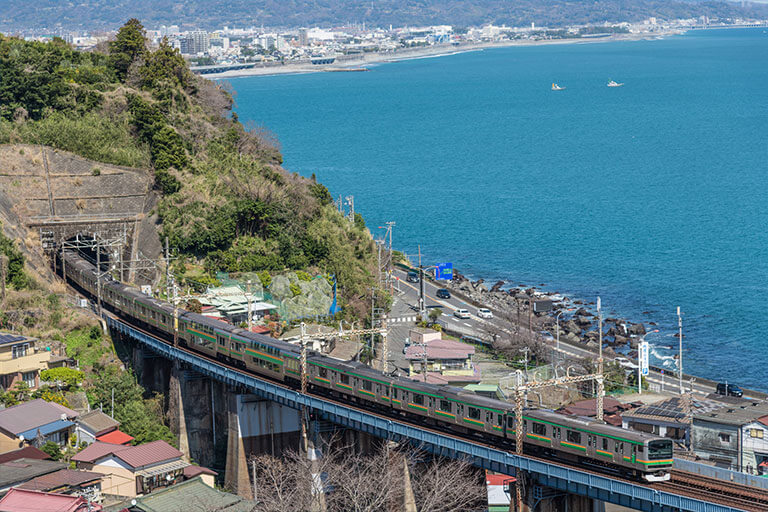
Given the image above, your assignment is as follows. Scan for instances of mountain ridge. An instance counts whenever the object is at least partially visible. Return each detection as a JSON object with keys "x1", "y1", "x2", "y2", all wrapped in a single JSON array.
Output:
[{"x1": 1, "y1": 0, "x2": 767, "y2": 31}]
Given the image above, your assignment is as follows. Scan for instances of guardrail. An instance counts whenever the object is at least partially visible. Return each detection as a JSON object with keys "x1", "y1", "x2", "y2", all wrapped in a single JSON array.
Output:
[
  {"x1": 108, "y1": 315, "x2": 748, "y2": 512},
  {"x1": 675, "y1": 458, "x2": 768, "y2": 491}
]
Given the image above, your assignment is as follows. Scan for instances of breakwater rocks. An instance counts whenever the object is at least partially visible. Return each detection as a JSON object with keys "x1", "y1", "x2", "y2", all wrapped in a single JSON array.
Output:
[{"x1": 445, "y1": 271, "x2": 647, "y2": 353}]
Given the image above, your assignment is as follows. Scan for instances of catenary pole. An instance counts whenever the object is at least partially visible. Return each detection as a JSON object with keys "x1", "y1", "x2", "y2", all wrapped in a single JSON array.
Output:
[{"x1": 678, "y1": 306, "x2": 684, "y2": 394}]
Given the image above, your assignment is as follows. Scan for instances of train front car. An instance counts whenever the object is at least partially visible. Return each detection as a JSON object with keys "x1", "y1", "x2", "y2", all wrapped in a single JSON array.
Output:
[{"x1": 641, "y1": 438, "x2": 674, "y2": 482}]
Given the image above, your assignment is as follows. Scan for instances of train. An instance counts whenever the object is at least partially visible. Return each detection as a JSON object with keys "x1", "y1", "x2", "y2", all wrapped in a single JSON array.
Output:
[{"x1": 62, "y1": 251, "x2": 673, "y2": 482}]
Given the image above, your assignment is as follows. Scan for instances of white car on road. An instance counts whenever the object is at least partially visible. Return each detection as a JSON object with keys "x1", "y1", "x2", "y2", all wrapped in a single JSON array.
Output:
[
  {"x1": 454, "y1": 308, "x2": 471, "y2": 319},
  {"x1": 477, "y1": 308, "x2": 493, "y2": 319}
]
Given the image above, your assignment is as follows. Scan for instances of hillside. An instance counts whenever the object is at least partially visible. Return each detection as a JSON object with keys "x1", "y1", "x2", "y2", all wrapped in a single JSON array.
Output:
[
  {"x1": 1, "y1": 0, "x2": 767, "y2": 31},
  {"x1": 0, "y1": 21, "x2": 377, "y2": 316}
]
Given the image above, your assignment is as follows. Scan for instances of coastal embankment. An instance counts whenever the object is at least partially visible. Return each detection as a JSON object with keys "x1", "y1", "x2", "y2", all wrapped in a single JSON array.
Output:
[{"x1": 204, "y1": 30, "x2": 685, "y2": 79}]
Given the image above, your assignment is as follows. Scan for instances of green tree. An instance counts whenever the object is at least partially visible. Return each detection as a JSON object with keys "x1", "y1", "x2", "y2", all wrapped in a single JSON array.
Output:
[
  {"x1": 140, "y1": 38, "x2": 191, "y2": 90},
  {"x1": 109, "y1": 18, "x2": 147, "y2": 81},
  {"x1": 88, "y1": 365, "x2": 174, "y2": 445},
  {"x1": 40, "y1": 368, "x2": 85, "y2": 389},
  {"x1": 428, "y1": 307, "x2": 442, "y2": 324},
  {"x1": 40, "y1": 441, "x2": 62, "y2": 460},
  {"x1": 0, "y1": 222, "x2": 29, "y2": 289}
]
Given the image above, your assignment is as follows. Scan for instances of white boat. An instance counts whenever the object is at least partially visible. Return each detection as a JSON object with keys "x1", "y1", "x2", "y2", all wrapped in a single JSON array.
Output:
[
  {"x1": 607, "y1": 80, "x2": 624, "y2": 87},
  {"x1": 551, "y1": 83, "x2": 565, "y2": 91}
]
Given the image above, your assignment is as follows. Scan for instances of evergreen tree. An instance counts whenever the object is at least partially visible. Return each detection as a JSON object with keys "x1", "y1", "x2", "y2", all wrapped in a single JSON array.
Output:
[{"x1": 109, "y1": 18, "x2": 147, "y2": 81}]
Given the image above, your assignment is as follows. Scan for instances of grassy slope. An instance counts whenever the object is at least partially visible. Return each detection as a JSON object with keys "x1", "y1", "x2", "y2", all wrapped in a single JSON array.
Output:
[{"x1": 0, "y1": 24, "x2": 377, "y2": 317}]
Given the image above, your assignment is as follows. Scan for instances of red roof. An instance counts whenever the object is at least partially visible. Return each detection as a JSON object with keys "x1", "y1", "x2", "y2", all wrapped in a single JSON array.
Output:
[
  {"x1": 183, "y1": 465, "x2": 218, "y2": 478},
  {"x1": 0, "y1": 488, "x2": 101, "y2": 512},
  {"x1": 97, "y1": 429, "x2": 134, "y2": 445},
  {"x1": 757, "y1": 415, "x2": 768, "y2": 427},
  {"x1": 0, "y1": 446, "x2": 50, "y2": 464},
  {"x1": 485, "y1": 473, "x2": 515, "y2": 485},
  {"x1": 73, "y1": 440, "x2": 182, "y2": 469}
]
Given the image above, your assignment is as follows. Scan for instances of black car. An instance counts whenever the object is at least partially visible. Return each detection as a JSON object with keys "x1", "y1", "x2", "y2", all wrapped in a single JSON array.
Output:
[
  {"x1": 716, "y1": 382, "x2": 743, "y2": 397},
  {"x1": 436, "y1": 289, "x2": 451, "y2": 299},
  {"x1": 406, "y1": 271, "x2": 419, "y2": 283}
]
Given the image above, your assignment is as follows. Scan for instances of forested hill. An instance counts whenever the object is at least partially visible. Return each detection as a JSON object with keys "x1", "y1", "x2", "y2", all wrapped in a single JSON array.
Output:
[
  {"x1": 0, "y1": 21, "x2": 377, "y2": 315},
  {"x1": 1, "y1": 0, "x2": 767, "y2": 31}
]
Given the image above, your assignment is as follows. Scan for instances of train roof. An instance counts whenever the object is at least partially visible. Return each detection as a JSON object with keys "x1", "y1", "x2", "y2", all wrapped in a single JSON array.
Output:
[{"x1": 525, "y1": 408, "x2": 667, "y2": 443}]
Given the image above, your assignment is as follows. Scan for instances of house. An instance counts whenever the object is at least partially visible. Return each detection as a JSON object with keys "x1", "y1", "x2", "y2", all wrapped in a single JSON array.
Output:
[
  {"x1": 0, "y1": 333, "x2": 51, "y2": 391},
  {"x1": 76, "y1": 410, "x2": 134, "y2": 446},
  {"x1": 0, "y1": 488, "x2": 102, "y2": 512},
  {"x1": 73, "y1": 440, "x2": 188, "y2": 497},
  {"x1": 0, "y1": 446, "x2": 50, "y2": 464},
  {"x1": 405, "y1": 331, "x2": 480, "y2": 385},
  {"x1": 182, "y1": 465, "x2": 217, "y2": 488},
  {"x1": 104, "y1": 476, "x2": 254, "y2": 512},
  {"x1": 0, "y1": 399, "x2": 78, "y2": 453},
  {"x1": 622, "y1": 395, "x2": 725, "y2": 447},
  {"x1": 692, "y1": 400, "x2": 768, "y2": 474},
  {"x1": 198, "y1": 285, "x2": 276, "y2": 325},
  {"x1": 18, "y1": 468, "x2": 103, "y2": 498},
  {"x1": 558, "y1": 397, "x2": 638, "y2": 427},
  {"x1": 0, "y1": 458, "x2": 67, "y2": 494}
]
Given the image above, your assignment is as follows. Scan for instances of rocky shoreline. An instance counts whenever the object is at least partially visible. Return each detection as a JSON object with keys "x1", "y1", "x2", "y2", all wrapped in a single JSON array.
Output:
[{"x1": 444, "y1": 270, "x2": 653, "y2": 359}]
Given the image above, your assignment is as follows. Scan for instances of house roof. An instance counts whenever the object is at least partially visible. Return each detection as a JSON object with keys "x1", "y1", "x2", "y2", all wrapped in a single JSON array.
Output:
[
  {"x1": 0, "y1": 446, "x2": 50, "y2": 464},
  {"x1": 73, "y1": 440, "x2": 182, "y2": 469},
  {"x1": 0, "y1": 488, "x2": 100, "y2": 512},
  {"x1": 96, "y1": 429, "x2": 134, "y2": 445},
  {"x1": 0, "y1": 332, "x2": 32, "y2": 347},
  {"x1": 0, "y1": 458, "x2": 67, "y2": 487},
  {"x1": 0, "y1": 399, "x2": 78, "y2": 437},
  {"x1": 757, "y1": 416, "x2": 768, "y2": 427},
  {"x1": 18, "y1": 468, "x2": 103, "y2": 492},
  {"x1": 414, "y1": 370, "x2": 482, "y2": 385},
  {"x1": 104, "y1": 477, "x2": 253, "y2": 512},
  {"x1": 79, "y1": 410, "x2": 119, "y2": 436},
  {"x1": 559, "y1": 397, "x2": 625, "y2": 417},
  {"x1": 183, "y1": 465, "x2": 217, "y2": 479},
  {"x1": 405, "y1": 339, "x2": 475, "y2": 360},
  {"x1": 624, "y1": 396, "x2": 724, "y2": 425},
  {"x1": 694, "y1": 400, "x2": 768, "y2": 426}
]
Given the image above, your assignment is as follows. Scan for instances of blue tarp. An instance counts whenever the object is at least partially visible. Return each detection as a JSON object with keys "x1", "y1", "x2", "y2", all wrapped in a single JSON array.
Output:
[{"x1": 18, "y1": 419, "x2": 74, "y2": 440}]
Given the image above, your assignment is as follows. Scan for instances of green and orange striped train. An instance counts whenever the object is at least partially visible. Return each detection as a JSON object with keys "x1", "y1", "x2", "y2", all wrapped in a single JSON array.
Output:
[{"x1": 63, "y1": 251, "x2": 673, "y2": 482}]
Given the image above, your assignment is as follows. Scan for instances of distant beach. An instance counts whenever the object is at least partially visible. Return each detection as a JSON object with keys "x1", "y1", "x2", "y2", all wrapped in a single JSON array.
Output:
[{"x1": 206, "y1": 30, "x2": 685, "y2": 79}]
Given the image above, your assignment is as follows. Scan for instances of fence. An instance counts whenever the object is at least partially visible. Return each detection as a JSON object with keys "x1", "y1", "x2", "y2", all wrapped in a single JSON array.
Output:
[{"x1": 674, "y1": 457, "x2": 768, "y2": 490}]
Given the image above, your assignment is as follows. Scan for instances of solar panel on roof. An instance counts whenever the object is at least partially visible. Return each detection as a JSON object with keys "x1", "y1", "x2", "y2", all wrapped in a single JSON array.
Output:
[{"x1": 0, "y1": 333, "x2": 25, "y2": 345}]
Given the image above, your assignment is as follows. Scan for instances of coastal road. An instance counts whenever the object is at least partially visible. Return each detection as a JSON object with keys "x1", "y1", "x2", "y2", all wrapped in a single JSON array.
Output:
[{"x1": 387, "y1": 268, "x2": 736, "y2": 399}]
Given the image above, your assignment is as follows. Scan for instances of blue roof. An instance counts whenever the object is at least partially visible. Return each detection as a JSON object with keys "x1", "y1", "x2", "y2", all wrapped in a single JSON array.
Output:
[{"x1": 18, "y1": 419, "x2": 74, "y2": 440}]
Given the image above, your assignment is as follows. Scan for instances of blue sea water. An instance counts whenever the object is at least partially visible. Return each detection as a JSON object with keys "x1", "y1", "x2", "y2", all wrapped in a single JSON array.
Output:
[{"x1": 230, "y1": 29, "x2": 768, "y2": 390}]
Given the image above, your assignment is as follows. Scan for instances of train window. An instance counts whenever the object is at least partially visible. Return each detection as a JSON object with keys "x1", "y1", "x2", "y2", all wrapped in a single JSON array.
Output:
[
  {"x1": 340, "y1": 374, "x2": 349, "y2": 385},
  {"x1": 376, "y1": 384, "x2": 381, "y2": 394},
  {"x1": 523, "y1": 420, "x2": 527, "y2": 432},
  {"x1": 532, "y1": 423, "x2": 546, "y2": 436},
  {"x1": 362, "y1": 380, "x2": 373, "y2": 392},
  {"x1": 413, "y1": 394, "x2": 424, "y2": 406},
  {"x1": 566, "y1": 430, "x2": 581, "y2": 444},
  {"x1": 619, "y1": 443, "x2": 625, "y2": 454},
  {"x1": 497, "y1": 415, "x2": 502, "y2": 426},
  {"x1": 603, "y1": 438, "x2": 608, "y2": 450},
  {"x1": 637, "y1": 444, "x2": 643, "y2": 453},
  {"x1": 486, "y1": 411, "x2": 493, "y2": 423},
  {"x1": 614, "y1": 440, "x2": 620, "y2": 452},
  {"x1": 507, "y1": 416, "x2": 514, "y2": 428},
  {"x1": 587, "y1": 435, "x2": 593, "y2": 447},
  {"x1": 319, "y1": 367, "x2": 327, "y2": 378},
  {"x1": 468, "y1": 407, "x2": 480, "y2": 420}
]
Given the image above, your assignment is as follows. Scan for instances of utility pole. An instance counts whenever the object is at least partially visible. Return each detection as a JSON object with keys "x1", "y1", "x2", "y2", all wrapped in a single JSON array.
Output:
[
  {"x1": 677, "y1": 306, "x2": 684, "y2": 394},
  {"x1": 596, "y1": 296, "x2": 604, "y2": 422},
  {"x1": 0, "y1": 254, "x2": 7, "y2": 306},
  {"x1": 247, "y1": 280, "x2": 253, "y2": 332},
  {"x1": 370, "y1": 287, "x2": 376, "y2": 364},
  {"x1": 417, "y1": 245, "x2": 425, "y2": 318},
  {"x1": 61, "y1": 244, "x2": 66, "y2": 284},
  {"x1": 299, "y1": 323, "x2": 309, "y2": 452},
  {"x1": 514, "y1": 370, "x2": 525, "y2": 512},
  {"x1": 96, "y1": 240, "x2": 102, "y2": 316}
]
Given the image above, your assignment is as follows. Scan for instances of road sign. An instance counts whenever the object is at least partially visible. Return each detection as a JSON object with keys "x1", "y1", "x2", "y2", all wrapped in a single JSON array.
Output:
[
  {"x1": 436, "y1": 262, "x2": 453, "y2": 281},
  {"x1": 639, "y1": 341, "x2": 649, "y2": 376}
]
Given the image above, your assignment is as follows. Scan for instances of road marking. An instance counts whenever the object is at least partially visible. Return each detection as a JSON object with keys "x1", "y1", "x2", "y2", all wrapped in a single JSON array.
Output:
[
  {"x1": 451, "y1": 318, "x2": 459, "y2": 322},
  {"x1": 463, "y1": 322, "x2": 472, "y2": 327},
  {"x1": 441, "y1": 313, "x2": 450, "y2": 317}
]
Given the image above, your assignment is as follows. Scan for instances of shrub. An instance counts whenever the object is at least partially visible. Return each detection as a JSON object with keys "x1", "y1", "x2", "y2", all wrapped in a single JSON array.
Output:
[
  {"x1": 290, "y1": 283, "x2": 301, "y2": 297},
  {"x1": 296, "y1": 270, "x2": 312, "y2": 282},
  {"x1": 257, "y1": 270, "x2": 272, "y2": 288}
]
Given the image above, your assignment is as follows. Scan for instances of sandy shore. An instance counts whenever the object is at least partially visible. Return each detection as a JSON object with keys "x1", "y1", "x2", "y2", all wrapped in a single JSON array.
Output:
[{"x1": 206, "y1": 30, "x2": 685, "y2": 79}]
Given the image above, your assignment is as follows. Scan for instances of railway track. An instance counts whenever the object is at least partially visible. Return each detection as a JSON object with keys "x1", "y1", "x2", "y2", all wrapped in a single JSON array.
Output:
[
  {"x1": 103, "y1": 307, "x2": 763, "y2": 511},
  {"x1": 654, "y1": 470, "x2": 768, "y2": 512}
]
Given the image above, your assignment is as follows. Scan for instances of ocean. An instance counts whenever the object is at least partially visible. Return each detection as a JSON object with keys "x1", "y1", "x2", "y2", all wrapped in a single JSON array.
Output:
[{"x1": 229, "y1": 28, "x2": 768, "y2": 391}]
